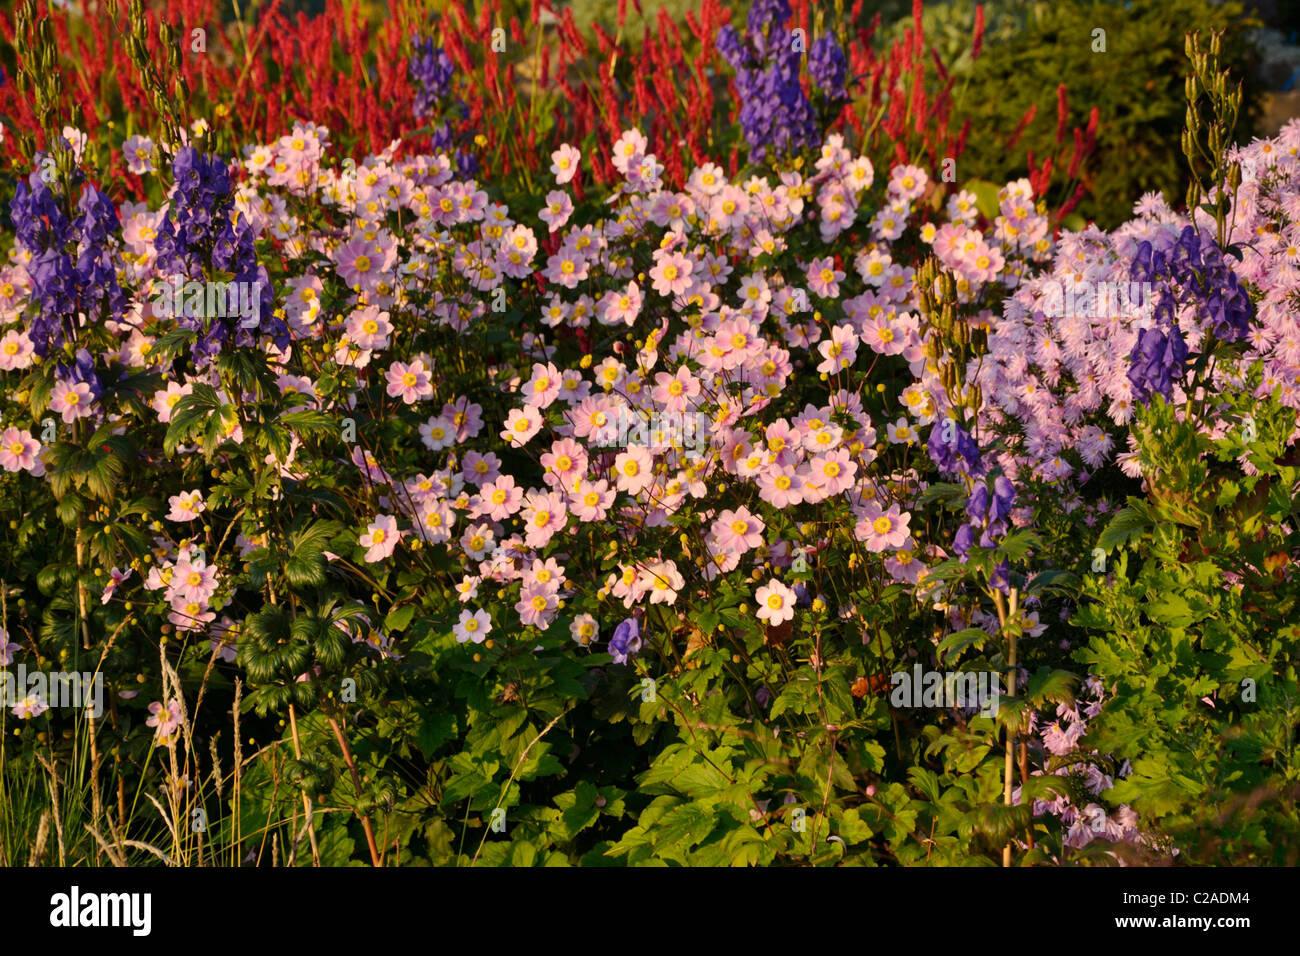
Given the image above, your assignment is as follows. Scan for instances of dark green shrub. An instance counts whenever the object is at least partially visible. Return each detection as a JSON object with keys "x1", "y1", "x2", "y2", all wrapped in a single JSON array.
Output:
[{"x1": 946, "y1": 0, "x2": 1263, "y2": 227}]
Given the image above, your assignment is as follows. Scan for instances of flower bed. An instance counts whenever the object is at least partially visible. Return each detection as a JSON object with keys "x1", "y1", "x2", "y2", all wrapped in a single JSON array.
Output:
[{"x1": 0, "y1": 0, "x2": 1297, "y2": 867}]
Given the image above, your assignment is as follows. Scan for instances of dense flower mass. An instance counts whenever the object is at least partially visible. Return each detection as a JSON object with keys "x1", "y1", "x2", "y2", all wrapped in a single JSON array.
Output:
[
  {"x1": 1, "y1": 0, "x2": 1297, "y2": 869},
  {"x1": 11, "y1": 145, "x2": 126, "y2": 357},
  {"x1": 717, "y1": 0, "x2": 820, "y2": 161}
]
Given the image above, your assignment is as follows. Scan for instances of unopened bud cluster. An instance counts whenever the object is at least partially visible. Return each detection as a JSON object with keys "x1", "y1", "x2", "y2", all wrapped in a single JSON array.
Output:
[{"x1": 915, "y1": 256, "x2": 987, "y2": 415}]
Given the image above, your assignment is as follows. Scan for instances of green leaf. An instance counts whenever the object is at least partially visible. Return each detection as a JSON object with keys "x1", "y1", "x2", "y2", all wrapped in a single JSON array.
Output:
[
  {"x1": 1097, "y1": 505, "x2": 1151, "y2": 552},
  {"x1": 385, "y1": 604, "x2": 417, "y2": 633},
  {"x1": 164, "y1": 385, "x2": 222, "y2": 456},
  {"x1": 936, "y1": 627, "x2": 992, "y2": 663}
]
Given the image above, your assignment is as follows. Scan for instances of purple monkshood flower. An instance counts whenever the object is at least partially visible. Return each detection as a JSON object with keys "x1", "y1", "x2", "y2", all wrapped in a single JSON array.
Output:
[
  {"x1": 609, "y1": 617, "x2": 642, "y2": 665},
  {"x1": 927, "y1": 419, "x2": 983, "y2": 477},
  {"x1": 410, "y1": 37, "x2": 456, "y2": 119},
  {"x1": 409, "y1": 37, "x2": 476, "y2": 178},
  {"x1": 990, "y1": 475, "x2": 1016, "y2": 524},
  {"x1": 154, "y1": 147, "x2": 285, "y2": 365},
  {"x1": 953, "y1": 521, "x2": 975, "y2": 558},
  {"x1": 10, "y1": 159, "x2": 124, "y2": 355},
  {"x1": 961, "y1": 472, "x2": 1017, "y2": 557},
  {"x1": 1128, "y1": 326, "x2": 1188, "y2": 403},
  {"x1": 808, "y1": 34, "x2": 847, "y2": 98},
  {"x1": 1127, "y1": 224, "x2": 1254, "y2": 404},
  {"x1": 716, "y1": 0, "x2": 819, "y2": 162},
  {"x1": 716, "y1": 24, "x2": 750, "y2": 69},
  {"x1": 989, "y1": 560, "x2": 1012, "y2": 595},
  {"x1": 11, "y1": 164, "x2": 71, "y2": 252}
]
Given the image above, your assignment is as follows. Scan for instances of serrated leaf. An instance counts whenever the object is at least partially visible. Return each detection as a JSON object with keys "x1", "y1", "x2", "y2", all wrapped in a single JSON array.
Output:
[{"x1": 1097, "y1": 506, "x2": 1151, "y2": 552}]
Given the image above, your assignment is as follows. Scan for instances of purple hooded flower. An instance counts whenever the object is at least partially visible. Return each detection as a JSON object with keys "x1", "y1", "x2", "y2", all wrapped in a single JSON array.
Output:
[
  {"x1": 989, "y1": 560, "x2": 1012, "y2": 595},
  {"x1": 808, "y1": 34, "x2": 847, "y2": 98},
  {"x1": 154, "y1": 147, "x2": 285, "y2": 365},
  {"x1": 10, "y1": 156, "x2": 125, "y2": 356},
  {"x1": 11, "y1": 166, "x2": 70, "y2": 252},
  {"x1": 953, "y1": 522, "x2": 975, "y2": 557},
  {"x1": 716, "y1": 0, "x2": 819, "y2": 162},
  {"x1": 1127, "y1": 326, "x2": 1188, "y2": 403},
  {"x1": 990, "y1": 475, "x2": 1016, "y2": 524},
  {"x1": 927, "y1": 419, "x2": 983, "y2": 477},
  {"x1": 608, "y1": 617, "x2": 642, "y2": 665},
  {"x1": 410, "y1": 37, "x2": 456, "y2": 119},
  {"x1": 1127, "y1": 224, "x2": 1253, "y2": 404},
  {"x1": 409, "y1": 37, "x2": 477, "y2": 178}
]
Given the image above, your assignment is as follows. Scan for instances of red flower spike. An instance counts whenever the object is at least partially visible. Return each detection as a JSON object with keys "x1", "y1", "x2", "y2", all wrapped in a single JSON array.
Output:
[{"x1": 1056, "y1": 84, "x2": 1069, "y2": 146}]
